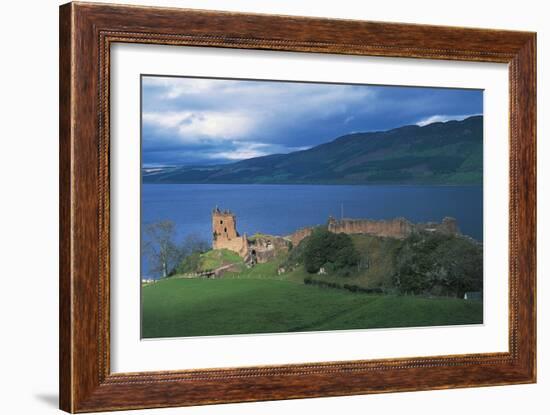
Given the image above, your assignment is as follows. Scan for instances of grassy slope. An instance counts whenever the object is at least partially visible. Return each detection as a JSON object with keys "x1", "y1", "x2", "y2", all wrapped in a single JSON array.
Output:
[
  {"x1": 216, "y1": 234, "x2": 402, "y2": 287},
  {"x1": 337, "y1": 234, "x2": 401, "y2": 289},
  {"x1": 141, "y1": 278, "x2": 482, "y2": 338},
  {"x1": 199, "y1": 249, "x2": 243, "y2": 270},
  {"x1": 176, "y1": 233, "x2": 457, "y2": 289}
]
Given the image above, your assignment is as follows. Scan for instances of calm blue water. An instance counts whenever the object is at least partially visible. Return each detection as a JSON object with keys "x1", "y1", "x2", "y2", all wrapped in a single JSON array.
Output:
[{"x1": 141, "y1": 184, "x2": 483, "y2": 277}]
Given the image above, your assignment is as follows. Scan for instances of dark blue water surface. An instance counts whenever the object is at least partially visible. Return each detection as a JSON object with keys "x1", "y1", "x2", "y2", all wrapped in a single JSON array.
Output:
[{"x1": 141, "y1": 184, "x2": 483, "y2": 277}]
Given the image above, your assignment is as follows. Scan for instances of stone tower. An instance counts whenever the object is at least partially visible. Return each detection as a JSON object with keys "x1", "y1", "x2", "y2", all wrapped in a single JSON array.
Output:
[
  {"x1": 212, "y1": 207, "x2": 238, "y2": 244},
  {"x1": 211, "y1": 207, "x2": 249, "y2": 256}
]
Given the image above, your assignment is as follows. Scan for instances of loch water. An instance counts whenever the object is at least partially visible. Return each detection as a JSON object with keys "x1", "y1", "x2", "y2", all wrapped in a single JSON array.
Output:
[{"x1": 141, "y1": 183, "x2": 483, "y2": 277}]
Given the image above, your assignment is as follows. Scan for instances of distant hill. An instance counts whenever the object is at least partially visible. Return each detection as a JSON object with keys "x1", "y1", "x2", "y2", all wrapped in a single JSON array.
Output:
[{"x1": 143, "y1": 115, "x2": 483, "y2": 185}]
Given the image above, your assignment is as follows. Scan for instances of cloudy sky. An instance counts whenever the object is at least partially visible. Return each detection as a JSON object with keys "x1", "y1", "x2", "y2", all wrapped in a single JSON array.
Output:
[{"x1": 142, "y1": 76, "x2": 482, "y2": 167}]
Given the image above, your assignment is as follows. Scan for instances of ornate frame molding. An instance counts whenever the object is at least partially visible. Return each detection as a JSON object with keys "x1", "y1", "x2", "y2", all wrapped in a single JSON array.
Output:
[{"x1": 60, "y1": 2, "x2": 536, "y2": 412}]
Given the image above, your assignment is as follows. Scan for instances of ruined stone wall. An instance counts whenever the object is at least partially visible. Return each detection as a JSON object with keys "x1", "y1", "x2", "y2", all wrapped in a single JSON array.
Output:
[
  {"x1": 212, "y1": 207, "x2": 460, "y2": 261},
  {"x1": 288, "y1": 227, "x2": 314, "y2": 247},
  {"x1": 328, "y1": 217, "x2": 414, "y2": 239},
  {"x1": 327, "y1": 216, "x2": 460, "y2": 239},
  {"x1": 412, "y1": 217, "x2": 460, "y2": 236},
  {"x1": 249, "y1": 236, "x2": 290, "y2": 264},
  {"x1": 215, "y1": 235, "x2": 249, "y2": 257}
]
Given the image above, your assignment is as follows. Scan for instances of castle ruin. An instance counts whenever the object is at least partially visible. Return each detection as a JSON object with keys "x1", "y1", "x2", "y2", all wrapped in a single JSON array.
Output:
[
  {"x1": 289, "y1": 216, "x2": 460, "y2": 246},
  {"x1": 212, "y1": 207, "x2": 461, "y2": 262},
  {"x1": 212, "y1": 207, "x2": 290, "y2": 264},
  {"x1": 212, "y1": 207, "x2": 249, "y2": 258}
]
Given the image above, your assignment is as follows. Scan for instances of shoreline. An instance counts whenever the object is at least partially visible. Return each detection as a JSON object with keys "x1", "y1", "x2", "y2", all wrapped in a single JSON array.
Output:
[{"x1": 141, "y1": 182, "x2": 483, "y2": 188}]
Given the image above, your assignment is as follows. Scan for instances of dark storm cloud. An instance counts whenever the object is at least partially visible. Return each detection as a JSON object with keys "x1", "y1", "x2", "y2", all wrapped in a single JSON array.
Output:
[{"x1": 141, "y1": 76, "x2": 482, "y2": 166}]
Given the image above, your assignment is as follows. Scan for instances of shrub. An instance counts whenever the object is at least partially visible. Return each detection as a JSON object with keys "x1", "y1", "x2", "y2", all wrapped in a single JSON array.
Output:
[
  {"x1": 174, "y1": 252, "x2": 201, "y2": 275},
  {"x1": 304, "y1": 278, "x2": 383, "y2": 294},
  {"x1": 393, "y1": 232, "x2": 482, "y2": 298},
  {"x1": 303, "y1": 228, "x2": 360, "y2": 276}
]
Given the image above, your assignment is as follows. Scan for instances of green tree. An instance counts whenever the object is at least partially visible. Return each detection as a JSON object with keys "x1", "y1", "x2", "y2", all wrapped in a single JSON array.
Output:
[
  {"x1": 437, "y1": 237, "x2": 483, "y2": 297},
  {"x1": 174, "y1": 252, "x2": 202, "y2": 275},
  {"x1": 303, "y1": 228, "x2": 360, "y2": 276},
  {"x1": 172, "y1": 233, "x2": 210, "y2": 275},
  {"x1": 393, "y1": 232, "x2": 482, "y2": 297}
]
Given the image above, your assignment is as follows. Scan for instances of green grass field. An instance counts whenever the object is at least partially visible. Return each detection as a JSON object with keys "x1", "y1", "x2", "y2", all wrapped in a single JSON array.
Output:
[{"x1": 141, "y1": 278, "x2": 483, "y2": 338}]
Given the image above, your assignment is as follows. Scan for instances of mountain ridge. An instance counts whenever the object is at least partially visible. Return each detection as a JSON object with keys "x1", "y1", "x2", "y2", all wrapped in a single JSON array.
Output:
[{"x1": 143, "y1": 115, "x2": 483, "y2": 185}]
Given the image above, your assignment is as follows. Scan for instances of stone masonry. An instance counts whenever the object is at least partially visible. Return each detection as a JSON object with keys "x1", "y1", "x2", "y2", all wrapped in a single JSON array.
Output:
[
  {"x1": 211, "y1": 207, "x2": 249, "y2": 258},
  {"x1": 288, "y1": 216, "x2": 460, "y2": 246},
  {"x1": 212, "y1": 207, "x2": 460, "y2": 260},
  {"x1": 211, "y1": 207, "x2": 290, "y2": 263}
]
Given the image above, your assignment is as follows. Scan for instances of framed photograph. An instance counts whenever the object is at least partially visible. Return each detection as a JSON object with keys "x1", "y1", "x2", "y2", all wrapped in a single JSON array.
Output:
[{"x1": 59, "y1": 2, "x2": 536, "y2": 412}]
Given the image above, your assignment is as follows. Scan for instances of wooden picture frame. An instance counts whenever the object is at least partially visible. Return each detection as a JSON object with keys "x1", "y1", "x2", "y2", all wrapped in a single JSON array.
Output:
[{"x1": 59, "y1": 2, "x2": 536, "y2": 412}]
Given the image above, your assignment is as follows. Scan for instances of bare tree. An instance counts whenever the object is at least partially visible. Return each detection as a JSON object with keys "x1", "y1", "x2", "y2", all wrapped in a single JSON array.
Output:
[
  {"x1": 182, "y1": 233, "x2": 209, "y2": 255},
  {"x1": 143, "y1": 220, "x2": 183, "y2": 278}
]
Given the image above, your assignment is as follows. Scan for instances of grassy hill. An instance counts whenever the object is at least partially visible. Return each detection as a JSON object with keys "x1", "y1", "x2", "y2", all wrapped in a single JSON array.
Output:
[
  {"x1": 143, "y1": 231, "x2": 483, "y2": 338},
  {"x1": 299, "y1": 234, "x2": 403, "y2": 291},
  {"x1": 143, "y1": 116, "x2": 483, "y2": 185},
  {"x1": 172, "y1": 232, "x2": 482, "y2": 294},
  {"x1": 142, "y1": 278, "x2": 482, "y2": 338},
  {"x1": 173, "y1": 249, "x2": 245, "y2": 275},
  {"x1": 196, "y1": 249, "x2": 243, "y2": 270}
]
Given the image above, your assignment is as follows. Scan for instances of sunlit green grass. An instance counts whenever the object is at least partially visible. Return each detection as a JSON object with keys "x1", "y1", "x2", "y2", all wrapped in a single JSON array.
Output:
[
  {"x1": 199, "y1": 249, "x2": 243, "y2": 270},
  {"x1": 141, "y1": 278, "x2": 482, "y2": 338}
]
